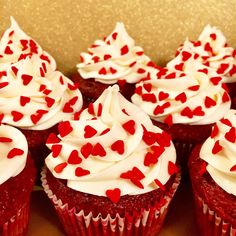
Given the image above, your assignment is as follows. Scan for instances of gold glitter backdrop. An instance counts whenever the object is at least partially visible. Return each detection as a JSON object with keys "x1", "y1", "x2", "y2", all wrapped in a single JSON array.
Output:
[{"x1": 0, "y1": 0, "x2": 236, "y2": 74}]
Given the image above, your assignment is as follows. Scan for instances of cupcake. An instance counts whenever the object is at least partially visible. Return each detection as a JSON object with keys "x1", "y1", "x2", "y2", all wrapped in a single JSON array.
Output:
[
  {"x1": 72, "y1": 22, "x2": 154, "y2": 105},
  {"x1": 189, "y1": 109, "x2": 236, "y2": 236},
  {"x1": 0, "y1": 123, "x2": 36, "y2": 236},
  {"x1": 41, "y1": 85, "x2": 180, "y2": 236},
  {"x1": 0, "y1": 19, "x2": 83, "y2": 173},
  {"x1": 131, "y1": 64, "x2": 231, "y2": 167},
  {"x1": 167, "y1": 25, "x2": 236, "y2": 107}
]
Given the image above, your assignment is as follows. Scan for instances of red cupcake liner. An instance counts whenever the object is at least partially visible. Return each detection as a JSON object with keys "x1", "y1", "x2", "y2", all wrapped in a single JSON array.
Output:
[
  {"x1": 1, "y1": 202, "x2": 30, "y2": 236},
  {"x1": 193, "y1": 190, "x2": 236, "y2": 236},
  {"x1": 41, "y1": 168, "x2": 181, "y2": 236}
]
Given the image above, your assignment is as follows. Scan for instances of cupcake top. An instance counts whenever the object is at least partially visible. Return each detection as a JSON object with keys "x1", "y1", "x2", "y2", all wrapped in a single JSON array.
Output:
[
  {"x1": 0, "y1": 124, "x2": 28, "y2": 185},
  {"x1": 77, "y1": 22, "x2": 151, "y2": 84},
  {"x1": 200, "y1": 109, "x2": 236, "y2": 196},
  {"x1": 131, "y1": 65, "x2": 231, "y2": 125},
  {"x1": 167, "y1": 25, "x2": 236, "y2": 83},
  {"x1": 0, "y1": 54, "x2": 83, "y2": 130},
  {"x1": 45, "y1": 85, "x2": 177, "y2": 203},
  {"x1": 0, "y1": 17, "x2": 56, "y2": 72}
]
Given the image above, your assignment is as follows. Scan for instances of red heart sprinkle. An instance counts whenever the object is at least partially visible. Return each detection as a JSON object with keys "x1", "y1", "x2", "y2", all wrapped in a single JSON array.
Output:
[
  {"x1": 0, "y1": 82, "x2": 9, "y2": 89},
  {"x1": 142, "y1": 93, "x2": 157, "y2": 103},
  {"x1": 210, "y1": 76, "x2": 222, "y2": 86},
  {"x1": 153, "y1": 105, "x2": 164, "y2": 115},
  {"x1": 104, "y1": 54, "x2": 111, "y2": 60},
  {"x1": 110, "y1": 67, "x2": 117, "y2": 74},
  {"x1": 20, "y1": 39, "x2": 28, "y2": 50},
  {"x1": 154, "y1": 179, "x2": 165, "y2": 191},
  {"x1": 193, "y1": 41, "x2": 201, "y2": 47},
  {"x1": 229, "y1": 65, "x2": 236, "y2": 76},
  {"x1": 210, "y1": 33, "x2": 216, "y2": 40},
  {"x1": 11, "y1": 66, "x2": 18, "y2": 75},
  {"x1": 143, "y1": 83, "x2": 152, "y2": 92},
  {"x1": 174, "y1": 63, "x2": 184, "y2": 71},
  {"x1": 225, "y1": 127, "x2": 236, "y2": 143},
  {"x1": 217, "y1": 63, "x2": 229, "y2": 74},
  {"x1": 0, "y1": 114, "x2": 4, "y2": 125},
  {"x1": 168, "y1": 161, "x2": 178, "y2": 175},
  {"x1": 230, "y1": 164, "x2": 236, "y2": 172},
  {"x1": 198, "y1": 68, "x2": 208, "y2": 74},
  {"x1": 80, "y1": 142, "x2": 93, "y2": 158},
  {"x1": 88, "y1": 103, "x2": 95, "y2": 115},
  {"x1": 20, "y1": 96, "x2": 30, "y2": 106},
  {"x1": 142, "y1": 126, "x2": 157, "y2": 145},
  {"x1": 222, "y1": 92, "x2": 230, "y2": 103},
  {"x1": 84, "y1": 125, "x2": 97, "y2": 138},
  {"x1": 164, "y1": 114, "x2": 173, "y2": 126},
  {"x1": 45, "y1": 97, "x2": 55, "y2": 108},
  {"x1": 21, "y1": 74, "x2": 33, "y2": 86},
  {"x1": 11, "y1": 111, "x2": 23, "y2": 122},
  {"x1": 175, "y1": 92, "x2": 187, "y2": 103},
  {"x1": 51, "y1": 144, "x2": 62, "y2": 158},
  {"x1": 46, "y1": 133, "x2": 60, "y2": 144},
  {"x1": 68, "y1": 150, "x2": 82, "y2": 164},
  {"x1": 67, "y1": 96, "x2": 78, "y2": 105},
  {"x1": 212, "y1": 140, "x2": 222, "y2": 154},
  {"x1": 205, "y1": 96, "x2": 216, "y2": 108},
  {"x1": 100, "y1": 128, "x2": 110, "y2": 135},
  {"x1": 122, "y1": 120, "x2": 136, "y2": 135},
  {"x1": 111, "y1": 32, "x2": 118, "y2": 40},
  {"x1": 210, "y1": 124, "x2": 219, "y2": 138},
  {"x1": 136, "y1": 51, "x2": 144, "y2": 56},
  {"x1": 91, "y1": 143, "x2": 106, "y2": 157},
  {"x1": 188, "y1": 85, "x2": 200, "y2": 91},
  {"x1": 106, "y1": 188, "x2": 121, "y2": 203},
  {"x1": 63, "y1": 102, "x2": 74, "y2": 113},
  {"x1": 129, "y1": 61, "x2": 136, "y2": 67},
  {"x1": 0, "y1": 137, "x2": 12, "y2": 142},
  {"x1": 144, "y1": 152, "x2": 158, "y2": 166},
  {"x1": 58, "y1": 121, "x2": 73, "y2": 137},
  {"x1": 137, "y1": 68, "x2": 146, "y2": 74},
  {"x1": 4, "y1": 46, "x2": 13, "y2": 54},
  {"x1": 135, "y1": 86, "x2": 142, "y2": 95},
  {"x1": 180, "y1": 107, "x2": 193, "y2": 118},
  {"x1": 40, "y1": 54, "x2": 50, "y2": 64},
  {"x1": 158, "y1": 91, "x2": 169, "y2": 101},
  {"x1": 7, "y1": 148, "x2": 24, "y2": 159},
  {"x1": 111, "y1": 140, "x2": 125, "y2": 154},
  {"x1": 156, "y1": 131, "x2": 171, "y2": 147},
  {"x1": 120, "y1": 45, "x2": 129, "y2": 55},
  {"x1": 199, "y1": 162, "x2": 207, "y2": 176},
  {"x1": 54, "y1": 162, "x2": 67, "y2": 173},
  {"x1": 30, "y1": 113, "x2": 43, "y2": 124},
  {"x1": 68, "y1": 82, "x2": 79, "y2": 91},
  {"x1": 117, "y1": 79, "x2": 126, "y2": 87},
  {"x1": 98, "y1": 67, "x2": 107, "y2": 75},
  {"x1": 97, "y1": 103, "x2": 103, "y2": 116},
  {"x1": 182, "y1": 51, "x2": 192, "y2": 61},
  {"x1": 75, "y1": 167, "x2": 90, "y2": 177},
  {"x1": 193, "y1": 106, "x2": 205, "y2": 116},
  {"x1": 220, "y1": 118, "x2": 232, "y2": 127}
]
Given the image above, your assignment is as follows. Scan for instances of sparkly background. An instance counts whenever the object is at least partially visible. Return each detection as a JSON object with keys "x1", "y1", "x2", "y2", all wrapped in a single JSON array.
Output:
[{"x1": 0, "y1": 0, "x2": 236, "y2": 74}]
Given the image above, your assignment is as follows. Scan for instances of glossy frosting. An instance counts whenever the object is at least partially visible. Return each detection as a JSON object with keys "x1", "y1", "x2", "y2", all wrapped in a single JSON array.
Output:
[
  {"x1": 77, "y1": 22, "x2": 151, "y2": 84},
  {"x1": 200, "y1": 109, "x2": 236, "y2": 196},
  {"x1": 131, "y1": 66, "x2": 231, "y2": 125},
  {"x1": 45, "y1": 85, "x2": 177, "y2": 200},
  {"x1": 0, "y1": 124, "x2": 28, "y2": 185},
  {"x1": 167, "y1": 25, "x2": 236, "y2": 83}
]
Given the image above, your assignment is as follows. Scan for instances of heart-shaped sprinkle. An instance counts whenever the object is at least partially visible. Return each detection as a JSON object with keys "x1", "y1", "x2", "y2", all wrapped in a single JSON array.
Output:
[
  {"x1": 98, "y1": 67, "x2": 107, "y2": 75},
  {"x1": 75, "y1": 167, "x2": 90, "y2": 177},
  {"x1": 210, "y1": 33, "x2": 216, "y2": 40},
  {"x1": 158, "y1": 91, "x2": 169, "y2": 101},
  {"x1": 0, "y1": 114, "x2": 4, "y2": 125},
  {"x1": 51, "y1": 144, "x2": 62, "y2": 158},
  {"x1": 111, "y1": 140, "x2": 125, "y2": 154},
  {"x1": 204, "y1": 96, "x2": 216, "y2": 108},
  {"x1": 180, "y1": 107, "x2": 193, "y2": 118},
  {"x1": 68, "y1": 150, "x2": 82, "y2": 164},
  {"x1": 117, "y1": 79, "x2": 126, "y2": 87},
  {"x1": 144, "y1": 152, "x2": 159, "y2": 166},
  {"x1": 182, "y1": 51, "x2": 192, "y2": 61},
  {"x1": 104, "y1": 54, "x2": 112, "y2": 60},
  {"x1": 229, "y1": 65, "x2": 236, "y2": 76},
  {"x1": 106, "y1": 188, "x2": 121, "y2": 203},
  {"x1": 137, "y1": 68, "x2": 146, "y2": 74},
  {"x1": 11, "y1": 111, "x2": 23, "y2": 122},
  {"x1": 142, "y1": 93, "x2": 157, "y2": 103},
  {"x1": 217, "y1": 63, "x2": 229, "y2": 74},
  {"x1": 222, "y1": 92, "x2": 230, "y2": 103},
  {"x1": 175, "y1": 92, "x2": 187, "y2": 103},
  {"x1": 136, "y1": 51, "x2": 144, "y2": 56},
  {"x1": 88, "y1": 103, "x2": 95, "y2": 115},
  {"x1": 220, "y1": 118, "x2": 232, "y2": 127},
  {"x1": 204, "y1": 42, "x2": 213, "y2": 54},
  {"x1": 163, "y1": 114, "x2": 173, "y2": 126},
  {"x1": 193, "y1": 106, "x2": 205, "y2": 116},
  {"x1": 212, "y1": 140, "x2": 222, "y2": 154},
  {"x1": 21, "y1": 74, "x2": 33, "y2": 86},
  {"x1": 80, "y1": 142, "x2": 93, "y2": 158},
  {"x1": 225, "y1": 127, "x2": 236, "y2": 143},
  {"x1": 153, "y1": 105, "x2": 164, "y2": 115},
  {"x1": 154, "y1": 179, "x2": 165, "y2": 191},
  {"x1": 84, "y1": 125, "x2": 97, "y2": 138},
  {"x1": 11, "y1": 66, "x2": 18, "y2": 76},
  {"x1": 111, "y1": 32, "x2": 118, "y2": 40},
  {"x1": 0, "y1": 137, "x2": 12, "y2": 142},
  {"x1": 46, "y1": 133, "x2": 60, "y2": 144},
  {"x1": 54, "y1": 162, "x2": 67, "y2": 173},
  {"x1": 110, "y1": 67, "x2": 117, "y2": 74},
  {"x1": 143, "y1": 83, "x2": 152, "y2": 92},
  {"x1": 97, "y1": 103, "x2": 103, "y2": 116},
  {"x1": 68, "y1": 82, "x2": 79, "y2": 91},
  {"x1": 91, "y1": 143, "x2": 106, "y2": 157},
  {"x1": 0, "y1": 82, "x2": 9, "y2": 89},
  {"x1": 120, "y1": 45, "x2": 129, "y2": 55},
  {"x1": 142, "y1": 126, "x2": 156, "y2": 145},
  {"x1": 45, "y1": 97, "x2": 55, "y2": 108},
  {"x1": 210, "y1": 125, "x2": 219, "y2": 138},
  {"x1": 30, "y1": 113, "x2": 43, "y2": 124},
  {"x1": 100, "y1": 128, "x2": 110, "y2": 135},
  {"x1": 188, "y1": 85, "x2": 200, "y2": 91},
  {"x1": 122, "y1": 120, "x2": 136, "y2": 135},
  {"x1": 58, "y1": 121, "x2": 73, "y2": 137},
  {"x1": 4, "y1": 46, "x2": 13, "y2": 54},
  {"x1": 20, "y1": 96, "x2": 30, "y2": 106},
  {"x1": 174, "y1": 62, "x2": 184, "y2": 71},
  {"x1": 63, "y1": 102, "x2": 73, "y2": 113},
  {"x1": 168, "y1": 161, "x2": 178, "y2": 175},
  {"x1": 156, "y1": 131, "x2": 171, "y2": 147},
  {"x1": 7, "y1": 148, "x2": 24, "y2": 159},
  {"x1": 210, "y1": 76, "x2": 222, "y2": 86},
  {"x1": 199, "y1": 162, "x2": 207, "y2": 176},
  {"x1": 230, "y1": 164, "x2": 236, "y2": 172}
]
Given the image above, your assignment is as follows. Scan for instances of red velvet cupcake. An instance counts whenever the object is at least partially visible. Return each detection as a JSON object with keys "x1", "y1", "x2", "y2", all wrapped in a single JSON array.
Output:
[
  {"x1": 131, "y1": 65, "x2": 231, "y2": 168},
  {"x1": 167, "y1": 24, "x2": 236, "y2": 108},
  {"x1": 72, "y1": 22, "x2": 154, "y2": 105},
  {"x1": 189, "y1": 109, "x2": 236, "y2": 236},
  {"x1": 0, "y1": 124, "x2": 36, "y2": 236},
  {"x1": 41, "y1": 85, "x2": 180, "y2": 236},
  {"x1": 0, "y1": 19, "x2": 83, "y2": 173}
]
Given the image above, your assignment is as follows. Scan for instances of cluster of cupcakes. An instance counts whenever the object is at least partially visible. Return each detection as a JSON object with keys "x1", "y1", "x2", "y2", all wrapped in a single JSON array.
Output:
[{"x1": 0, "y1": 17, "x2": 236, "y2": 236}]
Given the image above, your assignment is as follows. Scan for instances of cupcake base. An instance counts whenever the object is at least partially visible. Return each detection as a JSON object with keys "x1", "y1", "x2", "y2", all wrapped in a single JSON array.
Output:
[{"x1": 41, "y1": 168, "x2": 181, "y2": 236}]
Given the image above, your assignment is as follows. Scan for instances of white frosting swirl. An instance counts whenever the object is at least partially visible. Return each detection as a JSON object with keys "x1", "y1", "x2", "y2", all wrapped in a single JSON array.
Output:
[
  {"x1": 167, "y1": 25, "x2": 236, "y2": 83},
  {"x1": 45, "y1": 85, "x2": 176, "y2": 197},
  {"x1": 0, "y1": 124, "x2": 28, "y2": 185},
  {"x1": 131, "y1": 66, "x2": 231, "y2": 125},
  {"x1": 0, "y1": 17, "x2": 56, "y2": 72},
  {"x1": 0, "y1": 55, "x2": 83, "y2": 130},
  {"x1": 200, "y1": 109, "x2": 236, "y2": 196},
  {"x1": 77, "y1": 22, "x2": 151, "y2": 84}
]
